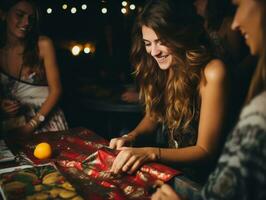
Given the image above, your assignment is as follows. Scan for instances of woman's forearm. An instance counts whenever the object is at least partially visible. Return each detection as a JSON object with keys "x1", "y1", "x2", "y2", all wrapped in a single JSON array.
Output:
[
  {"x1": 157, "y1": 145, "x2": 212, "y2": 165},
  {"x1": 36, "y1": 88, "x2": 61, "y2": 117},
  {"x1": 128, "y1": 114, "x2": 158, "y2": 140}
]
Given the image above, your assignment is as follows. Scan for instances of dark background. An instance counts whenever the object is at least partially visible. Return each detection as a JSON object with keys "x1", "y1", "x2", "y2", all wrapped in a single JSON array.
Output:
[{"x1": 37, "y1": 0, "x2": 145, "y2": 138}]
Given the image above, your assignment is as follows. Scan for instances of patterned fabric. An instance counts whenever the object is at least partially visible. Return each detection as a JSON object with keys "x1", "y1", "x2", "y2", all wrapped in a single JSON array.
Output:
[
  {"x1": 11, "y1": 128, "x2": 180, "y2": 200},
  {"x1": 0, "y1": 71, "x2": 68, "y2": 133},
  {"x1": 200, "y1": 91, "x2": 266, "y2": 200}
]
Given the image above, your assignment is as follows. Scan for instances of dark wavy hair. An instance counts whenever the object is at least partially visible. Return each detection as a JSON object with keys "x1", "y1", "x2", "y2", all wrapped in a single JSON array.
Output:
[
  {"x1": 205, "y1": 0, "x2": 235, "y2": 31},
  {"x1": 246, "y1": 0, "x2": 266, "y2": 102},
  {"x1": 0, "y1": 0, "x2": 40, "y2": 68},
  {"x1": 131, "y1": 0, "x2": 214, "y2": 135}
]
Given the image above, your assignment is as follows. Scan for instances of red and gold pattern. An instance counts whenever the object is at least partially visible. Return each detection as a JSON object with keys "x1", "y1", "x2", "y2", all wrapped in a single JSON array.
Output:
[{"x1": 9, "y1": 128, "x2": 181, "y2": 199}]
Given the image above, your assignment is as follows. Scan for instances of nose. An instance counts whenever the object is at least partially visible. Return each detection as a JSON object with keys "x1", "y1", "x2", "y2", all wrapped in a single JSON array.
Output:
[
  {"x1": 231, "y1": 15, "x2": 239, "y2": 31},
  {"x1": 21, "y1": 16, "x2": 30, "y2": 27},
  {"x1": 150, "y1": 44, "x2": 160, "y2": 57}
]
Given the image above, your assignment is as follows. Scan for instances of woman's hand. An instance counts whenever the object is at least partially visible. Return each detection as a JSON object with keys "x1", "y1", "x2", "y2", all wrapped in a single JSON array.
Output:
[
  {"x1": 110, "y1": 147, "x2": 157, "y2": 174},
  {"x1": 109, "y1": 134, "x2": 135, "y2": 149},
  {"x1": 151, "y1": 184, "x2": 181, "y2": 200},
  {"x1": 1, "y1": 99, "x2": 21, "y2": 117}
]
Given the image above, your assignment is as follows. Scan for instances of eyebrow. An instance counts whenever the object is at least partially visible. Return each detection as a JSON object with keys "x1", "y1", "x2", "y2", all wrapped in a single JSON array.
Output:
[
  {"x1": 143, "y1": 38, "x2": 161, "y2": 43},
  {"x1": 14, "y1": 8, "x2": 33, "y2": 15}
]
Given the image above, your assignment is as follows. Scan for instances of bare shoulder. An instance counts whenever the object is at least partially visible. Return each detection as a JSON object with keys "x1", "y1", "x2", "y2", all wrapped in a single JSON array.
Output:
[
  {"x1": 203, "y1": 59, "x2": 227, "y2": 83},
  {"x1": 38, "y1": 36, "x2": 55, "y2": 56}
]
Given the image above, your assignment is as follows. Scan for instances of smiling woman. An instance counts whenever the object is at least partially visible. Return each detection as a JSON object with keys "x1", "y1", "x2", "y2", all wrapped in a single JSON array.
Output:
[
  {"x1": 152, "y1": 0, "x2": 266, "y2": 199},
  {"x1": 109, "y1": 0, "x2": 230, "y2": 182},
  {"x1": 0, "y1": 0, "x2": 68, "y2": 137},
  {"x1": 142, "y1": 25, "x2": 172, "y2": 70}
]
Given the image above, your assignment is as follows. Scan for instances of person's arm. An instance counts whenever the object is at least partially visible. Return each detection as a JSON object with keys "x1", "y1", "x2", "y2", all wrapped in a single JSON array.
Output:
[
  {"x1": 18, "y1": 36, "x2": 62, "y2": 134},
  {"x1": 158, "y1": 59, "x2": 229, "y2": 164},
  {"x1": 35, "y1": 36, "x2": 62, "y2": 117},
  {"x1": 110, "y1": 59, "x2": 229, "y2": 174},
  {"x1": 109, "y1": 114, "x2": 158, "y2": 149}
]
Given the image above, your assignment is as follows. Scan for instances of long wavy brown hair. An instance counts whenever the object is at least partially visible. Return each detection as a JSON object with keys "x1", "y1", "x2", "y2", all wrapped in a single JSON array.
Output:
[
  {"x1": 131, "y1": 0, "x2": 214, "y2": 134},
  {"x1": 0, "y1": 0, "x2": 43, "y2": 75},
  {"x1": 245, "y1": 0, "x2": 266, "y2": 102}
]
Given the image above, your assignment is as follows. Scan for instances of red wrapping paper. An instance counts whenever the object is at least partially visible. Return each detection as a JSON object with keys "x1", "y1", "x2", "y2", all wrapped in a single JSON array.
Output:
[{"x1": 10, "y1": 128, "x2": 181, "y2": 199}]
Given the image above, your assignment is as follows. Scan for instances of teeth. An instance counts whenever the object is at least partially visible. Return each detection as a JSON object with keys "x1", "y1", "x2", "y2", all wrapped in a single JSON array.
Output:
[{"x1": 157, "y1": 55, "x2": 167, "y2": 62}]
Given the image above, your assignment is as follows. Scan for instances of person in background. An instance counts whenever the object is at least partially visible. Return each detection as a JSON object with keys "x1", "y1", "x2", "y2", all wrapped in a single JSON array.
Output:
[
  {"x1": 152, "y1": 0, "x2": 266, "y2": 199},
  {"x1": 194, "y1": 0, "x2": 258, "y2": 119},
  {"x1": 109, "y1": 0, "x2": 229, "y2": 182},
  {"x1": 193, "y1": 0, "x2": 243, "y2": 64},
  {"x1": 0, "y1": 0, "x2": 68, "y2": 137}
]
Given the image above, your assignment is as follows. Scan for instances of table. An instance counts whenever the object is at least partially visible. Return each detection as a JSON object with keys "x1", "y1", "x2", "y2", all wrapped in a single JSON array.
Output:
[
  {"x1": 76, "y1": 84, "x2": 143, "y2": 139},
  {"x1": 0, "y1": 128, "x2": 202, "y2": 200}
]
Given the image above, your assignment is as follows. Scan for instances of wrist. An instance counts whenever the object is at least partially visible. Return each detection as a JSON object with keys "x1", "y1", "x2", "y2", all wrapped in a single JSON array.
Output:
[
  {"x1": 35, "y1": 112, "x2": 45, "y2": 123},
  {"x1": 123, "y1": 132, "x2": 137, "y2": 142},
  {"x1": 149, "y1": 147, "x2": 159, "y2": 161},
  {"x1": 28, "y1": 118, "x2": 38, "y2": 129}
]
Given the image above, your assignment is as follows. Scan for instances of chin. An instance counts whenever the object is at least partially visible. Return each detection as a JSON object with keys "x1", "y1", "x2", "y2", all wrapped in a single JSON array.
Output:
[
  {"x1": 249, "y1": 46, "x2": 258, "y2": 56},
  {"x1": 158, "y1": 64, "x2": 170, "y2": 70}
]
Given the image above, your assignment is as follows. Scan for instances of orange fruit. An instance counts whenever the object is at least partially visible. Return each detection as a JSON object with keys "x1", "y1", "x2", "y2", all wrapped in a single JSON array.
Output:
[{"x1": 33, "y1": 142, "x2": 52, "y2": 160}]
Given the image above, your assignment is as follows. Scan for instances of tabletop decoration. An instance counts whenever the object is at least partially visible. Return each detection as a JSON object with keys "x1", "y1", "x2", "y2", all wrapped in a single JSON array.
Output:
[
  {"x1": 0, "y1": 164, "x2": 83, "y2": 200},
  {"x1": 6, "y1": 128, "x2": 181, "y2": 199},
  {"x1": 55, "y1": 147, "x2": 181, "y2": 199}
]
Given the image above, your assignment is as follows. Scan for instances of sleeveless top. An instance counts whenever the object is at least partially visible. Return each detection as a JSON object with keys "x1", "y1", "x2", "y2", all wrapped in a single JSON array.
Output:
[{"x1": 0, "y1": 68, "x2": 68, "y2": 134}]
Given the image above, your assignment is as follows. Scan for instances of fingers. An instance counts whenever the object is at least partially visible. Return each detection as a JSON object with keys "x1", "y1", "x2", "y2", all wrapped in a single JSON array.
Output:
[
  {"x1": 151, "y1": 184, "x2": 181, "y2": 200},
  {"x1": 110, "y1": 148, "x2": 147, "y2": 175},
  {"x1": 160, "y1": 184, "x2": 176, "y2": 195},
  {"x1": 151, "y1": 187, "x2": 166, "y2": 200},
  {"x1": 121, "y1": 155, "x2": 138, "y2": 173},
  {"x1": 111, "y1": 150, "x2": 131, "y2": 174},
  {"x1": 1, "y1": 100, "x2": 20, "y2": 115},
  {"x1": 109, "y1": 138, "x2": 125, "y2": 149},
  {"x1": 5, "y1": 103, "x2": 20, "y2": 112}
]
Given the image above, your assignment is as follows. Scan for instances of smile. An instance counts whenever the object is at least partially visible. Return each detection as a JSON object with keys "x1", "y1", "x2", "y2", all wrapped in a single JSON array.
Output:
[{"x1": 155, "y1": 55, "x2": 169, "y2": 63}]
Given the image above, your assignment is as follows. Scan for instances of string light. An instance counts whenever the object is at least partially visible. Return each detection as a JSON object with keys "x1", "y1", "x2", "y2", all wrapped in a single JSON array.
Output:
[
  {"x1": 101, "y1": 7, "x2": 108, "y2": 14},
  {"x1": 71, "y1": 7, "x2": 77, "y2": 14},
  {"x1": 72, "y1": 45, "x2": 81, "y2": 56},
  {"x1": 62, "y1": 4, "x2": 68, "y2": 10},
  {"x1": 129, "y1": 4, "x2": 136, "y2": 10},
  {"x1": 122, "y1": 1, "x2": 128, "y2": 7},
  {"x1": 84, "y1": 47, "x2": 91, "y2": 54},
  {"x1": 121, "y1": 8, "x2": 127, "y2": 14},
  {"x1": 81, "y1": 4, "x2": 87, "y2": 10},
  {"x1": 46, "y1": 8, "x2": 52, "y2": 14}
]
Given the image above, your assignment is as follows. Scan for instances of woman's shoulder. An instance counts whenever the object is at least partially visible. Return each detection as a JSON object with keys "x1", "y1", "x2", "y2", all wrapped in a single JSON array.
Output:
[
  {"x1": 38, "y1": 36, "x2": 54, "y2": 49},
  {"x1": 203, "y1": 59, "x2": 227, "y2": 83},
  {"x1": 37, "y1": 36, "x2": 55, "y2": 57}
]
